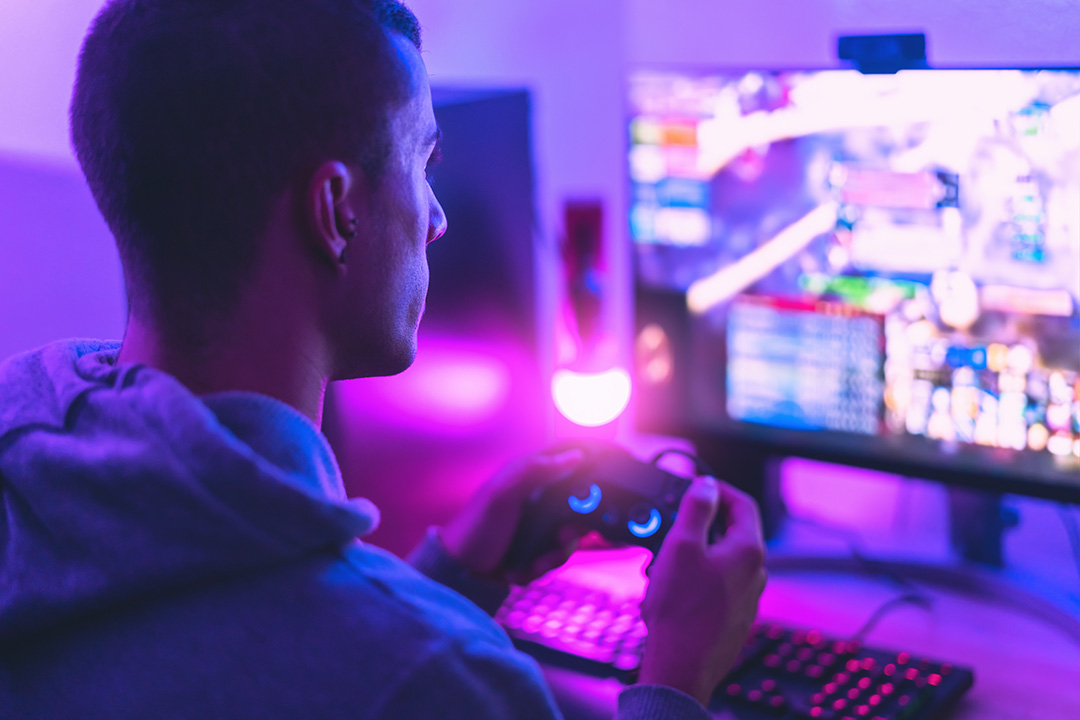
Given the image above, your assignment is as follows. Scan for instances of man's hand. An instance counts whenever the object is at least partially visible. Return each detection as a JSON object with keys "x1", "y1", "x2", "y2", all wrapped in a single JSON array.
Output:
[
  {"x1": 440, "y1": 449, "x2": 587, "y2": 584},
  {"x1": 637, "y1": 477, "x2": 767, "y2": 707}
]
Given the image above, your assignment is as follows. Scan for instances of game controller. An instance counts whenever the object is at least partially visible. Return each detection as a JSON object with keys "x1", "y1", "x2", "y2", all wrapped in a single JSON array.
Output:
[{"x1": 504, "y1": 441, "x2": 695, "y2": 571}]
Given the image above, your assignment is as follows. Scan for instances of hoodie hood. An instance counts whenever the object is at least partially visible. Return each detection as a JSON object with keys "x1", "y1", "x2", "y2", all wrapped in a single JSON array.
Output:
[{"x1": 0, "y1": 339, "x2": 379, "y2": 640}]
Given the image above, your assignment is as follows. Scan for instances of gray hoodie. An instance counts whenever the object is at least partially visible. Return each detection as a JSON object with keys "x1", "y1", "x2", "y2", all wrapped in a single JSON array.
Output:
[{"x1": 0, "y1": 339, "x2": 707, "y2": 720}]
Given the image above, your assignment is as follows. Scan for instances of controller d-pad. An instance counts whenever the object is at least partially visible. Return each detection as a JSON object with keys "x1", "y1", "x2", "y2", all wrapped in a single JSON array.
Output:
[{"x1": 568, "y1": 484, "x2": 602, "y2": 514}]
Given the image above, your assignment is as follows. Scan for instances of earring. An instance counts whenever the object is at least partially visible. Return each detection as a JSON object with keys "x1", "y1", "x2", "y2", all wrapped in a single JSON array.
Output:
[
  {"x1": 337, "y1": 217, "x2": 357, "y2": 265},
  {"x1": 341, "y1": 217, "x2": 359, "y2": 239}
]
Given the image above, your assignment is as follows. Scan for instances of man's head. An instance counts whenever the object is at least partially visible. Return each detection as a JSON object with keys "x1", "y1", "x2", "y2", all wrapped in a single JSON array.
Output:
[{"x1": 71, "y1": 0, "x2": 446, "y2": 378}]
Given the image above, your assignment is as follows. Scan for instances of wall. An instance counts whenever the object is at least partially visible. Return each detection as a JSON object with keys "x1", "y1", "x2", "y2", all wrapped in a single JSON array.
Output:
[
  {"x1": 0, "y1": 156, "x2": 124, "y2": 361},
  {"x1": 0, "y1": 0, "x2": 105, "y2": 167},
  {"x1": 0, "y1": 0, "x2": 125, "y2": 353},
  {"x1": 628, "y1": 0, "x2": 1080, "y2": 67}
]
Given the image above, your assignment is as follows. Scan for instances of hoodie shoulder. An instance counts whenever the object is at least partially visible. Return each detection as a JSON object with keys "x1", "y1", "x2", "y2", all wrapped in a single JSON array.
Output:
[{"x1": 0, "y1": 339, "x2": 122, "y2": 438}]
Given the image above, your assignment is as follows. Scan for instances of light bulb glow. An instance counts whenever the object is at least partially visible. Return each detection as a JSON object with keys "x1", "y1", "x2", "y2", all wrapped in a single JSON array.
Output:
[{"x1": 552, "y1": 368, "x2": 632, "y2": 427}]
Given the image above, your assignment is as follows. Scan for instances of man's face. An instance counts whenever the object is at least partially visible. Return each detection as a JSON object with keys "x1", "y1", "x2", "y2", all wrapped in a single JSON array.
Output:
[{"x1": 333, "y1": 34, "x2": 447, "y2": 379}]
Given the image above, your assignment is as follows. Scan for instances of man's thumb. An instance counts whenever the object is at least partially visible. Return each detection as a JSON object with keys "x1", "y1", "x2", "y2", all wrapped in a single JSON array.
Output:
[{"x1": 670, "y1": 476, "x2": 720, "y2": 546}]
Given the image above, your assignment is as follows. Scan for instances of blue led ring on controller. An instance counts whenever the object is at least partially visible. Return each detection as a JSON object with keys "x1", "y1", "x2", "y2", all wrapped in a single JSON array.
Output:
[
  {"x1": 568, "y1": 484, "x2": 602, "y2": 514},
  {"x1": 627, "y1": 508, "x2": 662, "y2": 538}
]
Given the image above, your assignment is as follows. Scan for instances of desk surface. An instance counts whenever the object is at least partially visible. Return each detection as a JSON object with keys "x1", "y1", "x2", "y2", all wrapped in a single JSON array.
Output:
[{"x1": 537, "y1": 562, "x2": 1080, "y2": 720}]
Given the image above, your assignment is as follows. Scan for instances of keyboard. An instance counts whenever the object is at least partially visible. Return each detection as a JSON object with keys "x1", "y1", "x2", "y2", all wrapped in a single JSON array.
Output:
[{"x1": 496, "y1": 575, "x2": 974, "y2": 720}]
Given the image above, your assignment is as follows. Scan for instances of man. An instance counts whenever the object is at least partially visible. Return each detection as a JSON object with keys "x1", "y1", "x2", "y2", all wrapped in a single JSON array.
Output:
[{"x1": 0, "y1": 1, "x2": 767, "y2": 718}]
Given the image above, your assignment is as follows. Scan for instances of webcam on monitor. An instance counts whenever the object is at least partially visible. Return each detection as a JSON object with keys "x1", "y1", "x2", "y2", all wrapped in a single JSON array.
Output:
[{"x1": 837, "y1": 32, "x2": 928, "y2": 73}]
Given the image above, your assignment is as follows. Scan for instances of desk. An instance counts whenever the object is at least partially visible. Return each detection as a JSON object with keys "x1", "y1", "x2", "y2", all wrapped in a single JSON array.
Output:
[{"x1": 536, "y1": 560, "x2": 1080, "y2": 720}]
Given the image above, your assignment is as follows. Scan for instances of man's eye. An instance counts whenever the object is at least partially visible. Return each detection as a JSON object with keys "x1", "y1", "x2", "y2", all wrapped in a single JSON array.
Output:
[{"x1": 425, "y1": 145, "x2": 443, "y2": 180}]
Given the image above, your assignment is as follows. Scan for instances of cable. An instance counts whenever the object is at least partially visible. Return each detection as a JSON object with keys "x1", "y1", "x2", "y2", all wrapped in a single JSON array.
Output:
[
  {"x1": 649, "y1": 448, "x2": 716, "y2": 478},
  {"x1": 777, "y1": 517, "x2": 936, "y2": 640},
  {"x1": 850, "y1": 592, "x2": 935, "y2": 643},
  {"x1": 781, "y1": 513, "x2": 923, "y2": 592}
]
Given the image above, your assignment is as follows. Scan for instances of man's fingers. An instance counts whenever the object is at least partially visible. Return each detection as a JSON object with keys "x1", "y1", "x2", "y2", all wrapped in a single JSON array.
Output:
[
  {"x1": 485, "y1": 448, "x2": 585, "y2": 510},
  {"x1": 518, "y1": 448, "x2": 584, "y2": 489},
  {"x1": 714, "y1": 482, "x2": 764, "y2": 547},
  {"x1": 707, "y1": 483, "x2": 766, "y2": 574},
  {"x1": 670, "y1": 476, "x2": 721, "y2": 546}
]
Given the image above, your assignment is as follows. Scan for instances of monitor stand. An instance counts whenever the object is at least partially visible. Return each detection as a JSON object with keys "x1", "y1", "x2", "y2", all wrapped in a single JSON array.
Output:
[
  {"x1": 692, "y1": 434, "x2": 1021, "y2": 566},
  {"x1": 947, "y1": 487, "x2": 1020, "y2": 568}
]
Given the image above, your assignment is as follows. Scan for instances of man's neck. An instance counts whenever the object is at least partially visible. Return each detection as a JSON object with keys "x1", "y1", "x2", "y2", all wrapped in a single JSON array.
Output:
[{"x1": 118, "y1": 312, "x2": 331, "y2": 427}]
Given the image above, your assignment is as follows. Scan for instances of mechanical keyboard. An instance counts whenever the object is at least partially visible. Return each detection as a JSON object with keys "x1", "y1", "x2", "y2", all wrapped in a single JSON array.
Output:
[{"x1": 496, "y1": 575, "x2": 974, "y2": 720}]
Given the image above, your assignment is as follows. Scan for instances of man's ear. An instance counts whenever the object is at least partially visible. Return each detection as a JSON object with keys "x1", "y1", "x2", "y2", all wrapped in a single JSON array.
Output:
[{"x1": 306, "y1": 161, "x2": 358, "y2": 266}]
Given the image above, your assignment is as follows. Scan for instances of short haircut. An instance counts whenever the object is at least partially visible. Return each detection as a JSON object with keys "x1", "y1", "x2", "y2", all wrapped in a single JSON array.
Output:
[{"x1": 71, "y1": 0, "x2": 422, "y2": 344}]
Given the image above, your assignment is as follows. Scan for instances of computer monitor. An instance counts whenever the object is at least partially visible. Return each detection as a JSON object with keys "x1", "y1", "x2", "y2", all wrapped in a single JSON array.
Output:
[{"x1": 628, "y1": 67, "x2": 1080, "y2": 505}]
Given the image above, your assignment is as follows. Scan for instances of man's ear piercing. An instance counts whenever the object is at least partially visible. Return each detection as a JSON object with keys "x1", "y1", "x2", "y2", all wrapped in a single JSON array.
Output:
[
  {"x1": 336, "y1": 217, "x2": 357, "y2": 263},
  {"x1": 341, "y1": 217, "x2": 359, "y2": 239}
]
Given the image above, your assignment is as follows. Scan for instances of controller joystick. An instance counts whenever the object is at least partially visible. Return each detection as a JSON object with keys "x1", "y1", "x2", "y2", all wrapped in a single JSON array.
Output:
[{"x1": 504, "y1": 440, "x2": 695, "y2": 571}]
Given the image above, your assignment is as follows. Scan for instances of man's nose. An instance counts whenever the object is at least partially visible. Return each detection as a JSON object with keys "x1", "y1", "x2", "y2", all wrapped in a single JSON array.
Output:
[{"x1": 428, "y1": 192, "x2": 448, "y2": 244}]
